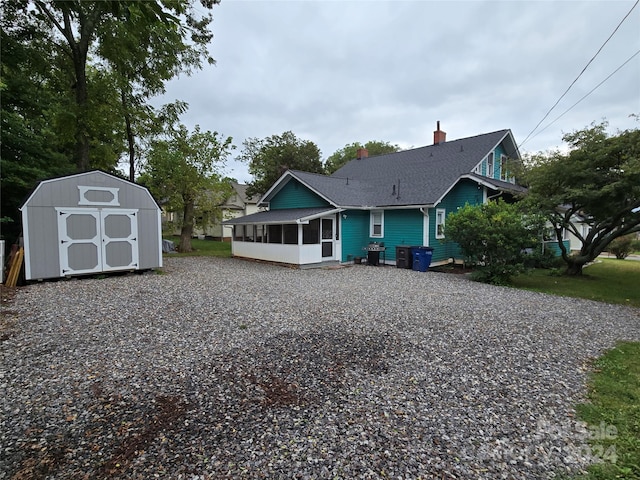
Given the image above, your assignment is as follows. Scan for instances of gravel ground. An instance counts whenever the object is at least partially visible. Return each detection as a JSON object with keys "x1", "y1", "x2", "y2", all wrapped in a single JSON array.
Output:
[{"x1": 1, "y1": 256, "x2": 639, "y2": 479}]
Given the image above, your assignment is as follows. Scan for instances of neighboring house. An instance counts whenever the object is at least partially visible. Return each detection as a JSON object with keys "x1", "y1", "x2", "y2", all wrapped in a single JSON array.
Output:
[
  {"x1": 212, "y1": 182, "x2": 261, "y2": 241},
  {"x1": 223, "y1": 123, "x2": 528, "y2": 267},
  {"x1": 163, "y1": 181, "x2": 259, "y2": 240}
]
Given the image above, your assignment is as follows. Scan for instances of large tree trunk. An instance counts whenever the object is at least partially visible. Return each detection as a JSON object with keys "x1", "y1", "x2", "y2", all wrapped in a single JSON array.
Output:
[
  {"x1": 121, "y1": 90, "x2": 136, "y2": 181},
  {"x1": 565, "y1": 260, "x2": 585, "y2": 276},
  {"x1": 179, "y1": 200, "x2": 195, "y2": 252}
]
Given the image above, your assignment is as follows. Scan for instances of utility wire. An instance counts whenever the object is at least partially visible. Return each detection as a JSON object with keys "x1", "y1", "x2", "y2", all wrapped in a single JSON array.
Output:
[
  {"x1": 524, "y1": 48, "x2": 640, "y2": 144},
  {"x1": 520, "y1": 0, "x2": 639, "y2": 148}
]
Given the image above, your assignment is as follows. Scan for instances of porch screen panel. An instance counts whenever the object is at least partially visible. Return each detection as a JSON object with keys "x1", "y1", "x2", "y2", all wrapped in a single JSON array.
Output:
[
  {"x1": 283, "y1": 224, "x2": 297, "y2": 245},
  {"x1": 302, "y1": 219, "x2": 320, "y2": 244},
  {"x1": 268, "y1": 225, "x2": 282, "y2": 243}
]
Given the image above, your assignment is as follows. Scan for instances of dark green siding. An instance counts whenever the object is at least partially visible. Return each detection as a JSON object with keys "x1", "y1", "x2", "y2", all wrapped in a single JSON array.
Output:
[
  {"x1": 341, "y1": 210, "x2": 369, "y2": 262},
  {"x1": 543, "y1": 240, "x2": 571, "y2": 256},
  {"x1": 430, "y1": 179, "x2": 484, "y2": 262},
  {"x1": 341, "y1": 209, "x2": 424, "y2": 263},
  {"x1": 375, "y1": 210, "x2": 423, "y2": 261},
  {"x1": 269, "y1": 180, "x2": 329, "y2": 210}
]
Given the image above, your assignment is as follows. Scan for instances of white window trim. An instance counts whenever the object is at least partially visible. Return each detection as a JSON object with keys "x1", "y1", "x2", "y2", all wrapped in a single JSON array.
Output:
[
  {"x1": 435, "y1": 208, "x2": 446, "y2": 239},
  {"x1": 500, "y1": 154, "x2": 508, "y2": 180},
  {"x1": 370, "y1": 210, "x2": 384, "y2": 238},
  {"x1": 487, "y1": 152, "x2": 494, "y2": 178}
]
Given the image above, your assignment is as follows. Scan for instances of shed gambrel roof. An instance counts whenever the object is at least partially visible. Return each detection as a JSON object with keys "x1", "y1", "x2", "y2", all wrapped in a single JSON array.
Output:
[{"x1": 258, "y1": 129, "x2": 521, "y2": 209}]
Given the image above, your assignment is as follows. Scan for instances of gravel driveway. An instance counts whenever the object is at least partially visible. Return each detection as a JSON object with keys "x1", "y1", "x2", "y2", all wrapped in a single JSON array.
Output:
[{"x1": 2, "y1": 257, "x2": 639, "y2": 479}]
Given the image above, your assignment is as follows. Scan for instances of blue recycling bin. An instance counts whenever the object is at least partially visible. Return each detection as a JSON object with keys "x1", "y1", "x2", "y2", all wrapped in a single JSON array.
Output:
[{"x1": 412, "y1": 246, "x2": 434, "y2": 272}]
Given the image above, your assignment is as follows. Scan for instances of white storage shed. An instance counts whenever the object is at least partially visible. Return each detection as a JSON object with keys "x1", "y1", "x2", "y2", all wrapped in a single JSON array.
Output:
[{"x1": 20, "y1": 171, "x2": 163, "y2": 280}]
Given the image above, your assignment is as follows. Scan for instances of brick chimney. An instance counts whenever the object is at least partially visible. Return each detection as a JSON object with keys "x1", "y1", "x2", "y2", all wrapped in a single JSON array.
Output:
[
  {"x1": 433, "y1": 121, "x2": 446, "y2": 145},
  {"x1": 356, "y1": 147, "x2": 369, "y2": 160}
]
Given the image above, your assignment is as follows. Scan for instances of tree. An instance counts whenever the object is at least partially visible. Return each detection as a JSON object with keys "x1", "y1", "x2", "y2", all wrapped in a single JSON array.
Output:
[
  {"x1": 522, "y1": 122, "x2": 640, "y2": 275},
  {"x1": 0, "y1": 2, "x2": 75, "y2": 244},
  {"x1": 143, "y1": 125, "x2": 234, "y2": 252},
  {"x1": 30, "y1": 0, "x2": 219, "y2": 172},
  {"x1": 239, "y1": 131, "x2": 323, "y2": 198},
  {"x1": 324, "y1": 140, "x2": 400, "y2": 174},
  {"x1": 445, "y1": 200, "x2": 545, "y2": 285}
]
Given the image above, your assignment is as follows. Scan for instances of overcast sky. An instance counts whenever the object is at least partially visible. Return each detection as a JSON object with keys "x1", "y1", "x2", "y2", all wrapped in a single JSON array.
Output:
[{"x1": 155, "y1": 0, "x2": 640, "y2": 183}]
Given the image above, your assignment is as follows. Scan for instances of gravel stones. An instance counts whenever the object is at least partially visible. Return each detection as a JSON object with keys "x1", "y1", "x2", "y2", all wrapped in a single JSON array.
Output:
[{"x1": 2, "y1": 257, "x2": 639, "y2": 479}]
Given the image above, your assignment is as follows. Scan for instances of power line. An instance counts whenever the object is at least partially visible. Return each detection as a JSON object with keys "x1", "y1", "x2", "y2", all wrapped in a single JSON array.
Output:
[
  {"x1": 520, "y1": 0, "x2": 639, "y2": 148},
  {"x1": 524, "y1": 49, "x2": 640, "y2": 145}
]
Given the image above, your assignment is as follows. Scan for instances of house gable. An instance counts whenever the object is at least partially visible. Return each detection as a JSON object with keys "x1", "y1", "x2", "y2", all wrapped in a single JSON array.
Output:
[{"x1": 269, "y1": 178, "x2": 331, "y2": 210}]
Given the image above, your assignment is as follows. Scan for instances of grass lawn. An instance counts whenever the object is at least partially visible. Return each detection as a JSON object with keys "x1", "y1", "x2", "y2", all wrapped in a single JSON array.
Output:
[
  {"x1": 512, "y1": 259, "x2": 640, "y2": 308},
  {"x1": 164, "y1": 236, "x2": 232, "y2": 258},
  {"x1": 573, "y1": 342, "x2": 640, "y2": 480}
]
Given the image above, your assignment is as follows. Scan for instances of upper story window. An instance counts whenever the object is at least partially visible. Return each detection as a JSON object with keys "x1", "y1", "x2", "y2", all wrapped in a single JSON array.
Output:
[
  {"x1": 487, "y1": 152, "x2": 494, "y2": 178},
  {"x1": 370, "y1": 210, "x2": 384, "y2": 237},
  {"x1": 500, "y1": 154, "x2": 509, "y2": 181}
]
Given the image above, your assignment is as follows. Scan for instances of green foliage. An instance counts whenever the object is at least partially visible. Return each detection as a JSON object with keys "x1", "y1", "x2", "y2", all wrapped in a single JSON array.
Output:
[
  {"x1": 522, "y1": 122, "x2": 640, "y2": 275},
  {"x1": 324, "y1": 140, "x2": 400, "y2": 174},
  {"x1": 606, "y1": 234, "x2": 635, "y2": 260},
  {"x1": 238, "y1": 131, "x2": 323, "y2": 199},
  {"x1": 144, "y1": 125, "x2": 234, "y2": 253},
  {"x1": 0, "y1": 0, "x2": 220, "y2": 243},
  {"x1": 445, "y1": 200, "x2": 545, "y2": 285},
  {"x1": 574, "y1": 342, "x2": 640, "y2": 479},
  {"x1": 0, "y1": 6, "x2": 75, "y2": 243}
]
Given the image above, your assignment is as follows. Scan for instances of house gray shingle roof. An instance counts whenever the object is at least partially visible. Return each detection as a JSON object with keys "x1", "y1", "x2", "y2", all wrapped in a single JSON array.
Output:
[
  {"x1": 223, "y1": 207, "x2": 338, "y2": 225},
  {"x1": 327, "y1": 129, "x2": 516, "y2": 207},
  {"x1": 270, "y1": 129, "x2": 518, "y2": 209}
]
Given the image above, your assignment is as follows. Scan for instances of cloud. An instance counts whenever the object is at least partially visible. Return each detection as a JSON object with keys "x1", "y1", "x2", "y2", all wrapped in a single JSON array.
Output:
[{"x1": 154, "y1": 0, "x2": 640, "y2": 182}]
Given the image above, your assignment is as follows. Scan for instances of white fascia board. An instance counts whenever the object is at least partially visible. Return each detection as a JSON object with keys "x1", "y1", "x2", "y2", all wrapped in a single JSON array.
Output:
[{"x1": 296, "y1": 208, "x2": 343, "y2": 224}]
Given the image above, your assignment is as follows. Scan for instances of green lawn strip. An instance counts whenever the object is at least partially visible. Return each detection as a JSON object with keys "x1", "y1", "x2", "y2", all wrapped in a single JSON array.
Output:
[
  {"x1": 574, "y1": 342, "x2": 640, "y2": 479},
  {"x1": 164, "y1": 236, "x2": 232, "y2": 258},
  {"x1": 512, "y1": 259, "x2": 640, "y2": 307}
]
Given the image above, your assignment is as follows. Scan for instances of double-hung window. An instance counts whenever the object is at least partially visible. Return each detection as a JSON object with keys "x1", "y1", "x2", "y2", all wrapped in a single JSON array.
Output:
[
  {"x1": 487, "y1": 152, "x2": 494, "y2": 178},
  {"x1": 370, "y1": 211, "x2": 384, "y2": 238},
  {"x1": 435, "y1": 208, "x2": 446, "y2": 239}
]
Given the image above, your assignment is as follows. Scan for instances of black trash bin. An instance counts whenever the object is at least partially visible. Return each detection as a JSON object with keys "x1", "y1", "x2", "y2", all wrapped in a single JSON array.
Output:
[
  {"x1": 412, "y1": 246, "x2": 434, "y2": 272},
  {"x1": 395, "y1": 245, "x2": 412, "y2": 269}
]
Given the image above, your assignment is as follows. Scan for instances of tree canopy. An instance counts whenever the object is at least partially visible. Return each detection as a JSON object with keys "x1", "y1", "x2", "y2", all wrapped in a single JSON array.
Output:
[
  {"x1": 324, "y1": 140, "x2": 400, "y2": 174},
  {"x1": 522, "y1": 121, "x2": 640, "y2": 275},
  {"x1": 239, "y1": 131, "x2": 323, "y2": 199},
  {"x1": 29, "y1": 0, "x2": 218, "y2": 173},
  {"x1": 0, "y1": 0, "x2": 220, "y2": 244},
  {"x1": 143, "y1": 125, "x2": 234, "y2": 252}
]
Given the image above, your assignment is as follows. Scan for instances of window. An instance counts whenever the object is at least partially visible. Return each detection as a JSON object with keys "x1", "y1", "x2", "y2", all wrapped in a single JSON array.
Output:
[
  {"x1": 436, "y1": 208, "x2": 446, "y2": 239},
  {"x1": 302, "y1": 219, "x2": 320, "y2": 244},
  {"x1": 500, "y1": 155, "x2": 508, "y2": 180},
  {"x1": 487, "y1": 152, "x2": 494, "y2": 178},
  {"x1": 256, "y1": 224, "x2": 265, "y2": 243},
  {"x1": 370, "y1": 211, "x2": 384, "y2": 237}
]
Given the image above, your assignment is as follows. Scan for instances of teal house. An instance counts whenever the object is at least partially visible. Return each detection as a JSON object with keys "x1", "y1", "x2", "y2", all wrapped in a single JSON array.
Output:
[{"x1": 224, "y1": 123, "x2": 526, "y2": 267}]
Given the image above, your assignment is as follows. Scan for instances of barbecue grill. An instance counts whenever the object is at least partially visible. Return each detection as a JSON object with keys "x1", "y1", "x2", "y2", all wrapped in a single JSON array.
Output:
[{"x1": 363, "y1": 242, "x2": 386, "y2": 266}]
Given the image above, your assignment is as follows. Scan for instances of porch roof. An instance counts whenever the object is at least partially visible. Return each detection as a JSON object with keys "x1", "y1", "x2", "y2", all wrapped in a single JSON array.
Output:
[{"x1": 222, "y1": 207, "x2": 340, "y2": 225}]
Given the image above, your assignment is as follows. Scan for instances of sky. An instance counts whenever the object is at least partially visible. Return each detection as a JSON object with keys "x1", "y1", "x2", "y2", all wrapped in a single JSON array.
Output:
[{"x1": 155, "y1": 0, "x2": 640, "y2": 183}]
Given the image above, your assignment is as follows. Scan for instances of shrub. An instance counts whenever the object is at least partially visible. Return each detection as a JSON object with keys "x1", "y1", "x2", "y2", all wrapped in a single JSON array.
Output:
[
  {"x1": 607, "y1": 234, "x2": 635, "y2": 259},
  {"x1": 445, "y1": 200, "x2": 545, "y2": 285}
]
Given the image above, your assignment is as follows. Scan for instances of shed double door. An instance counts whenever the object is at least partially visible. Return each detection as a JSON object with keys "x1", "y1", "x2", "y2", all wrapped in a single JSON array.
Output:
[{"x1": 56, "y1": 208, "x2": 139, "y2": 276}]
